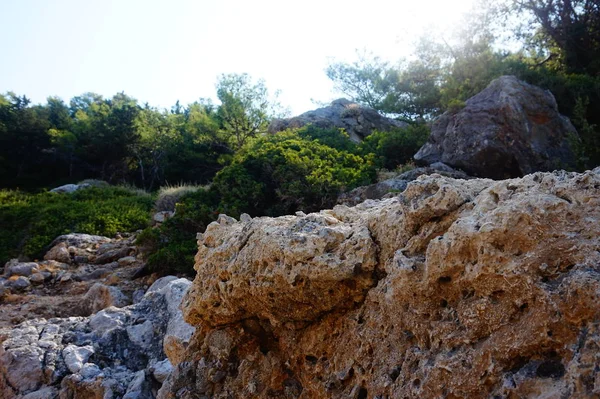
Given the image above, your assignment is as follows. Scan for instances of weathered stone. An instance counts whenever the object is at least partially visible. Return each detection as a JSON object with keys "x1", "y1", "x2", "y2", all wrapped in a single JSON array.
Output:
[
  {"x1": 118, "y1": 256, "x2": 137, "y2": 266},
  {"x1": 8, "y1": 276, "x2": 31, "y2": 291},
  {"x1": 94, "y1": 246, "x2": 132, "y2": 265},
  {"x1": 44, "y1": 242, "x2": 71, "y2": 264},
  {"x1": 62, "y1": 344, "x2": 94, "y2": 374},
  {"x1": 268, "y1": 98, "x2": 408, "y2": 143},
  {"x1": 151, "y1": 359, "x2": 173, "y2": 383},
  {"x1": 82, "y1": 283, "x2": 130, "y2": 314},
  {"x1": 414, "y1": 76, "x2": 578, "y2": 179},
  {"x1": 0, "y1": 277, "x2": 192, "y2": 397},
  {"x1": 29, "y1": 272, "x2": 50, "y2": 284},
  {"x1": 4, "y1": 260, "x2": 37, "y2": 277},
  {"x1": 161, "y1": 168, "x2": 600, "y2": 398}
]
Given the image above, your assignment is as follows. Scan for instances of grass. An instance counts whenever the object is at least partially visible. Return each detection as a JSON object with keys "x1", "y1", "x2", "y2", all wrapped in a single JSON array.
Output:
[{"x1": 155, "y1": 183, "x2": 206, "y2": 212}]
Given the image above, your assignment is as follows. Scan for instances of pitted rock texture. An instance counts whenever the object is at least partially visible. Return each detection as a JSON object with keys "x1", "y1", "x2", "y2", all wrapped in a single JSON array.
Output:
[
  {"x1": 414, "y1": 76, "x2": 578, "y2": 179},
  {"x1": 268, "y1": 98, "x2": 408, "y2": 143},
  {"x1": 0, "y1": 277, "x2": 194, "y2": 398},
  {"x1": 163, "y1": 168, "x2": 600, "y2": 399}
]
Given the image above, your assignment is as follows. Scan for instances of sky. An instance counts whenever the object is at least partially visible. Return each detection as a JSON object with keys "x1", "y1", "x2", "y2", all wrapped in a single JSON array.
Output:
[{"x1": 0, "y1": 0, "x2": 476, "y2": 115}]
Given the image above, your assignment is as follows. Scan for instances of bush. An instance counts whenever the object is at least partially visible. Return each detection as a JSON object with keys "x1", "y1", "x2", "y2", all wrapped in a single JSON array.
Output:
[
  {"x1": 155, "y1": 183, "x2": 205, "y2": 212},
  {"x1": 212, "y1": 131, "x2": 376, "y2": 216},
  {"x1": 137, "y1": 188, "x2": 220, "y2": 275},
  {"x1": 296, "y1": 125, "x2": 358, "y2": 153},
  {"x1": 358, "y1": 124, "x2": 429, "y2": 170},
  {"x1": 0, "y1": 186, "x2": 153, "y2": 264}
]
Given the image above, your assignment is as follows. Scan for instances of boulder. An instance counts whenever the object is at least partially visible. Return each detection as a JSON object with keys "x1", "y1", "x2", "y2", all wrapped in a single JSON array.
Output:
[
  {"x1": 3, "y1": 260, "x2": 37, "y2": 278},
  {"x1": 414, "y1": 76, "x2": 578, "y2": 179},
  {"x1": 159, "y1": 168, "x2": 600, "y2": 398},
  {"x1": 268, "y1": 98, "x2": 408, "y2": 142}
]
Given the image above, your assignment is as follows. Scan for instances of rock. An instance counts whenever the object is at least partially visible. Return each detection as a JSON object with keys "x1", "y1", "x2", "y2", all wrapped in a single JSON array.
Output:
[
  {"x1": 118, "y1": 256, "x2": 137, "y2": 266},
  {"x1": 268, "y1": 98, "x2": 408, "y2": 143},
  {"x1": 82, "y1": 283, "x2": 130, "y2": 314},
  {"x1": 62, "y1": 344, "x2": 94, "y2": 373},
  {"x1": 94, "y1": 246, "x2": 132, "y2": 265},
  {"x1": 151, "y1": 359, "x2": 173, "y2": 383},
  {"x1": 153, "y1": 211, "x2": 174, "y2": 224},
  {"x1": 414, "y1": 76, "x2": 578, "y2": 179},
  {"x1": 0, "y1": 277, "x2": 193, "y2": 397},
  {"x1": 48, "y1": 233, "x2": 111, "y2": 250},
  {"x1": 338, "y1": 163, "x2": 471, "y2": 206},
  {"x1": 29, "y1": 272, "x2": 50, "y2": 284},
  {"x1": 49, "y1": 183, "x2": 82, "y2": 194},
  {"x1": 159, "y1": 168, "x2": 600, "y2": 398},
  {"x1": 8, "y1": 276, "x2": 31, "y2": 291},
  {"x1": 4, "y1": 260, "x2": 37, "y2": 277},
  {"x1": 44, "y1": 242, "x2": 71, "y2": 264},
  {"x1": 22, "y1": 386, "x2": 59, "y2": 399}
]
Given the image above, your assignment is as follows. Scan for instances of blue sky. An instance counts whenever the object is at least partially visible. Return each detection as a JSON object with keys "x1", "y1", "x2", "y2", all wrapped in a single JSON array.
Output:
[{"x1": 0, "y1": 0, "x2": 474, "y2": 114}]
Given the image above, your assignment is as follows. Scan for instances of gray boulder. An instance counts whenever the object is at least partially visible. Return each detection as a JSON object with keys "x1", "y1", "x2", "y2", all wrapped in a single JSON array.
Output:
[
  {"x1": 414, "y1": 76, "x2": 578, "y2": 179},
  {"x1": 268, "y1": 98, "x2": 408, "y2": 142}
]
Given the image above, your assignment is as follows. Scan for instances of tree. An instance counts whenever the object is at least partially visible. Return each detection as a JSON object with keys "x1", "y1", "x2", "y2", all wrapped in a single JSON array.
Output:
[
  {"x1": 511, "y1": 0, "x2": 600, "y2": 74},
  {"x1": 215, "y1": 73, "x2": 284, "y2": 149}
]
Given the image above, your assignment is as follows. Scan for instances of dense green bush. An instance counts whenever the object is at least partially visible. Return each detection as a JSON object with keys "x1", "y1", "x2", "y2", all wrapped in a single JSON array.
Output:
[
  {"x1": 137, "y1": 188, "x2": 220, "y2": 274},
  {"x1": 0, "y1": 186, "x2": 153, "y2": 264},
  {"x1": 358, "y1": 124, "x2": 429, "y2": 170},
  {"x1": 296, "y1": 125, "x2": 358, "y2": 153},
  {"x1": 213, "y1": 131, "x2": 375, "y2": 216}
]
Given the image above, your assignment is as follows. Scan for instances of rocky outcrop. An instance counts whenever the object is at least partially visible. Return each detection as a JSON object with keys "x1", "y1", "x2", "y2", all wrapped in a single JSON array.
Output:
[
  {"x1": 268, "y1": 98, "x2": 408, "y2": 143},
  {"x1": 414, "y1": 76, "x2": 578, "y2": 179},
  {"x1": 159, "y1": 167, "x2": 600, "y2": 398},
  {"x1": 338, "y1": 162, "x2": 471, "y2": 206},
  {"x1": 0, "y1": 276, "x2": 194, "y2": 398}
]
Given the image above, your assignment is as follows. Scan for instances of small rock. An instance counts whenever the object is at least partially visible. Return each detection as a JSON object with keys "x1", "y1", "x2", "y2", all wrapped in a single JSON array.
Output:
[
  {"x1": 118, "y1": 256, "x2": 137, "y2": 266},
  {"x1": 29, "y1": 272, "x2": 50, "y2": 284},
  {"x1": 4, "y1": 260, "x2": 37, "y2": 277},
  {"x1": 151, "y1": 359, "x2": 173, "y2": 383},
  {"x1": 44, "y1": 242, "x2": 71, "y2": 264},
  {"x1": 60, "y1": 273, "x2": 72, "y2": 283},
  {"x1": 62, "y1": 344, "x2": 94, "y2": 374},
  {"x1": 153, "y1": 211, "x2": 174, "y2": 224},
  {"x1": 83, "y1": 283, "x2": 130, "y2": 314},
  {"x1": 9, "y1": 276, "x2": 31, "y2": 291},
  {"x1": 80, "y1": 362, "x2": 102, "y2": 379}
]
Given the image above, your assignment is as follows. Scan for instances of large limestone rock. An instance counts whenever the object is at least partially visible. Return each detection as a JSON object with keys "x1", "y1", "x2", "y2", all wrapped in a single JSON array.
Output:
[
  {"x1": 268, "y1": 98, "x2": 408, "y2": 142},
  {"x1": 0, "y1": 277, "x2": 194, "y2": 398},
  {"x1": 414, "y1": 76, "x2": 578, "y2": 179},
  {"x1": 161, "y1": 167, "x2": 600, "y2": 398}
]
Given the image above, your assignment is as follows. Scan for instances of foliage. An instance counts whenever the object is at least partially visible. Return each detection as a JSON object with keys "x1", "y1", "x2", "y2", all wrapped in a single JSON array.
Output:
[
  {"x1": 296, "y1": 125, "x2": 358, "y2": 153},
  {"x1": 137, "y1": 188, "x2": 220, "y2": 275},
  {"x1": 212, "y1": 132, "x2": 376, "y2": 216},
  {"x1": 155, "y1": 183, "x2": 205, "y2": 212},
  {"x1": 358, "y1": 125, "x2": 430, "y2": 170},
  {"x1": 0, "y1": 186, "x2": 153, "y2": 265}
]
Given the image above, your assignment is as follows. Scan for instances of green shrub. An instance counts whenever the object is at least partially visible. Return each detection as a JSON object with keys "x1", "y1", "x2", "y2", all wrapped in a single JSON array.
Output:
[
  {"x1": 296, "y1": 125, "x2": 358, "y2": 153},
  {"x1": 155, "y1": 183, "x2": 205, "y2": 212},
  {"x1": 0, "y1": 186, "x2": 153, "y2": 264},
  {"x1": 137, "y1": 188, "x2": 220, "y2": 275},
  {"x1": 359, "y1": 124, "x2": 429, "y2": 170},
  {"x1": 212, "y1": 131, "x2": 376, "y2": 216}
]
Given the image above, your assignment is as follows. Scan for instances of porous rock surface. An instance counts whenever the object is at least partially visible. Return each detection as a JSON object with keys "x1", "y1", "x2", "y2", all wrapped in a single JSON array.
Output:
[
  {"x1": 268, "y1": 98, "x2": 408, "y2": 143},
  {"x1": 414, "y1": 76, "x2": 578, "y2": 179},
  {"x1": 0, "y1": 276, "x2": 194, "y2": 398},
  {"x1": 161, "y1": 167, "x2": 600, "y2": 398}
]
